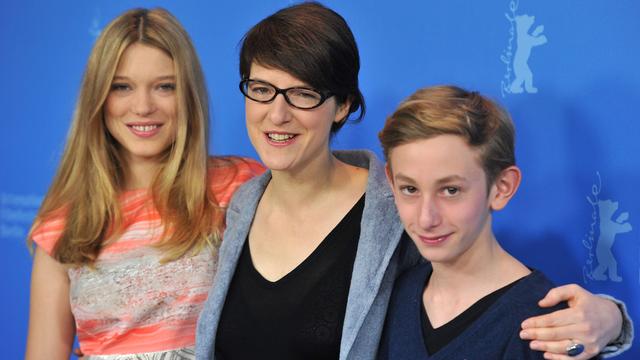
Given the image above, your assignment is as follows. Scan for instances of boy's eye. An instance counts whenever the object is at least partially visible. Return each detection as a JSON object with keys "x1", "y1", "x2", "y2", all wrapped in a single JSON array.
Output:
[
  {"x1": 399, "y1": 185, "x2": 418, "y2": 195},
  {"x1": 442, "y1": 187, "x2": 459, "y2": 196}
]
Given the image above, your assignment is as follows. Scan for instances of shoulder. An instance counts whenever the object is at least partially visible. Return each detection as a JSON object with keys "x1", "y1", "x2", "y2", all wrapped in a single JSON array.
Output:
[
  {"x1": 502, "y1": 331, "x2": 547, "y2": 360},
  {"x1": 30, "y1": 207, "x2": 68, "y2": 257},
  {"x1": 388, "y1": 262, "x2": 431, "y2": 313},
  {"x1": 451, "y1": 271, "x2": 557, "y2": 359},
  {"x1": 395, "y1": 262, "x2": 431, "y2": 292},
  {"x1": 207, "y1": 156, "x2": 265, "y2": 179},
  {"x1": 392, "y1": 262, "x2": 431, "y2": 298},
  {"x1": 207, "y1": 156, "x2": 265, "y2": 207},
  {"x1": 509, "y1": 270, "x2": 561, "y2": 309},
  {"x1": 380, "y1": 263, "x2": 430, "y2": 359},
  {"x1": 500, "y1": 270, "x2": 567, "y2": 322}
]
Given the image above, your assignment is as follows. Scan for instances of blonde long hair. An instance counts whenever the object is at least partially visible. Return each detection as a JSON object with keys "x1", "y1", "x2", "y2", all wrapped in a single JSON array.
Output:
[{"x1": 29, "y1": 8, "x2": 223, "y2": 265}]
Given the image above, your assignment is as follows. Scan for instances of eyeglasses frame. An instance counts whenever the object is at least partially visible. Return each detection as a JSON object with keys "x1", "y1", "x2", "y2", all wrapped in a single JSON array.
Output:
[{"x1": 239, "y1": 79, "x2": 333, "y2": 110}]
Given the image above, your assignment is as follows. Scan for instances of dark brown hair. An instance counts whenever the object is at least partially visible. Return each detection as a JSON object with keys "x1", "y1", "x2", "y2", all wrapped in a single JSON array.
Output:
[
  {"x1": 379, "y1": 85, "x2": 516, "y2": 187},
  {"x1": 239, "y1": 1, "x2": 365, "y2": 133}
]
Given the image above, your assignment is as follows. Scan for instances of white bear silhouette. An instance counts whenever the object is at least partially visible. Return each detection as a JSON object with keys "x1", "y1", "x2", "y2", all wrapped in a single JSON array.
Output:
[
  {"x1": 592, "y1": 200, "x2": 632, "y2": 282},
  {"x1": 509, "y1": 14, "x2": 547, "y2": 94}
]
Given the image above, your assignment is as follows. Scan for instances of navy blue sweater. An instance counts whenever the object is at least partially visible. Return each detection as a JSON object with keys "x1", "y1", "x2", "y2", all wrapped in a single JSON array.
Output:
[{"x1": 378, "y1": 263, "x2": 566, "y2": 359}]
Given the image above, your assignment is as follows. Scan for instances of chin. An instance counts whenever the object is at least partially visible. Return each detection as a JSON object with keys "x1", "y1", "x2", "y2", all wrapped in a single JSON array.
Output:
[
  {"x1": 415, "y1": 246, "x2": 452, "y2": 264},
  {"x1": 254, "y1": 155, "x2": 285, "y2": 171},
  {"x1": 262, "y1": 161, "x2": 296, "y2": 172},
  {"x1": 255, "y1": 151, "x2": 298, "y2": 171}
]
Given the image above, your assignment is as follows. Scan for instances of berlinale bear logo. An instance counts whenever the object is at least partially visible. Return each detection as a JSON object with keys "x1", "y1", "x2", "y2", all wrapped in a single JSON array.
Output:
[
  {"x1": 583, "y1": 173, "x2": 633, "y2": 283},
  {"x1": 591, "y1": 200, "x2": 632, "y2": 282},
  {"x1": 500, "y1": 1, "x2": 548, "y2": 96},
  {"x1": 509, "y1": 15, "x2": 547, "y2": 93}
]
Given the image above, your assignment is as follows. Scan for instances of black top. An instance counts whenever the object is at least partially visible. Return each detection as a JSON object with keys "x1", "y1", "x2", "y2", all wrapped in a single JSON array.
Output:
[
  {"x1": 215, "y1": 195, "x2": 365, "y2": 360},
  {"x1": 421, "y1": 271, "x2": 523, "y2": 355}
]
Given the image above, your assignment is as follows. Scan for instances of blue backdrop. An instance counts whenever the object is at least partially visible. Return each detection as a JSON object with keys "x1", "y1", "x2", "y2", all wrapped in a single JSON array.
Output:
[{"x1": 2, "y1": 1, "x2": 638, "y2": 358}]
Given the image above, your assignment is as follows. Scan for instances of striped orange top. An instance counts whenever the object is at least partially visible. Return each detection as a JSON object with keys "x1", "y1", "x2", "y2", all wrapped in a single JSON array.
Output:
[{"x1": 31, "y1": 157, "x2": 264, "y2": 356}]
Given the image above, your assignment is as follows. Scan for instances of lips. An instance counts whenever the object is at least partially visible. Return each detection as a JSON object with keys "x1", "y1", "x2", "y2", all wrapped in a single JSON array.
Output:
[
  {"x1": 265, "y1": 131, "x2": 297, "y2": 146},
  {"x1": 127, "y1": 123, "x2": 163, "y2": 138},
  {"x1": 417, "y1": 233, "x2": 451, "y2": 245}
]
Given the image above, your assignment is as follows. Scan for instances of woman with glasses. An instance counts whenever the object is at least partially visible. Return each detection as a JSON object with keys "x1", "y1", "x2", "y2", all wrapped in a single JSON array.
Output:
[
  {"x1": 26, "y1": 8, "x2": 262, "y2": 359},
  {"x1": 196, "y1": 3, "x2": 630, "y2": 360},
  {"x1": 202, "y1": 4, "x2": 376, "y2": 357}
]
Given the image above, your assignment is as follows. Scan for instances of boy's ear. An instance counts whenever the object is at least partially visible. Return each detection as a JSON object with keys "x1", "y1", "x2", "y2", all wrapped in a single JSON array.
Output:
[{"x1": 489, "y1": 165, "x2": 521, "y2": 211}]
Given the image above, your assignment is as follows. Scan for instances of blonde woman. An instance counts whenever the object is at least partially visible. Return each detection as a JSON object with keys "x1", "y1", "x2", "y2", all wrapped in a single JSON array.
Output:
[{"x1": 25, "y1": 8, "x2": 262, "y2": 359}]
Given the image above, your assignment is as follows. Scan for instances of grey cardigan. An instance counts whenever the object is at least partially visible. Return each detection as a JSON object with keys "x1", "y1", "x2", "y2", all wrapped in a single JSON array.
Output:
[{"x1": 195, "y1": 150, "x2": 420, "y2": 359}]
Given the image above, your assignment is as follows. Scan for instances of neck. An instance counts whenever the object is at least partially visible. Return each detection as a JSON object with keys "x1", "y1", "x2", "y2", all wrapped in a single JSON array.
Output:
[
  {"x1": 123, "y1": 157, "x2": 162, "y2": 190},
  {"x1": 430, "y1": 240, "x2": 505, "y2": 291},
  {"x1": 268, "y1": 151, "x2": 342, "y2": 208},
  {"x1": 428, "y1": 226, "x2": 529, "y2": 296}
]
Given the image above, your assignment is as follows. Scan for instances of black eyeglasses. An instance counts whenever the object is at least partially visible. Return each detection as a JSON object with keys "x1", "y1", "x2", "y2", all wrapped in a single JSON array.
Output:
[{"x1": 239, "y1": 79, "x2": 333, "y2": 110}]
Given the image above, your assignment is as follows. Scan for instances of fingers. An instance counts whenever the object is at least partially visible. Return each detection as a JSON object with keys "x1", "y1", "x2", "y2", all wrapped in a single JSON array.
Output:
[
  {"x1": 522, "y1": 323, "x2": 601, "y2": 360},
  {"x1": 520, "y1": 323, "x2": 587, "y2": 343},
  {"x1": 523, "y1": 284, "x2": 621, "y2": 359},
  {"x1": 537, "y1": 284, "x2": 584, "y2": 308},
  {"x1": 541, "y1": 348, "x2": 598, "y2": 360},
  {"x1": 542, "y1": 351, "x2": 592, "y2": 360},
  {"x1": 530, "y1": 339, "x2": 571, "y2": 354},
  {"x1": 519, "y1": 311, "x2": 598, "y2": 351},
  {"x1": 527, "y1": 340, "x2": 598, "y2": 360},
  {"x1": 521, "y1": 322, "x2": 597, "y2": 347},
  {"x1": 521, "y1": 308, "x2": 581, "y2": 330}
]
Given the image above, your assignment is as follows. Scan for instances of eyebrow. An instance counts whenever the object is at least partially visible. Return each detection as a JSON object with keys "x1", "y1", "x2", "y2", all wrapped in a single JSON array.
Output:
[
  {"x1": 394, "y1": 173, "x2": 468, "y2": 185},
  {"x1": 250, "y1": 77, "x2": 311, "y2": 89},
  {"x1": 393, "y1": 173, "x2": 417, "y2": 184},
  {"x1": 112, "y1": 75, "x2": 176, "y2": 81},
  {"x1": 434, "y1": 175, "x2": 468, "y2": 185}
]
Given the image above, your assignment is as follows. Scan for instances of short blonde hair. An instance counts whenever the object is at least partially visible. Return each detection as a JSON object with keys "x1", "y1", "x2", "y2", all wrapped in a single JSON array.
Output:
[
  {"x1": 29, "y1": 8, "x2": 221, "y2": 264},
  {"x1": 379, "y1": 85, "x2": 516, "y2": 186}
]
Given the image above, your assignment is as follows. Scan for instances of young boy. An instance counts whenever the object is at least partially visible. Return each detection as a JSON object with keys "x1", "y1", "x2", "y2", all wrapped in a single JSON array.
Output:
[{"x1": 377, "y1": 85, "x2": 567, "y2": 359}]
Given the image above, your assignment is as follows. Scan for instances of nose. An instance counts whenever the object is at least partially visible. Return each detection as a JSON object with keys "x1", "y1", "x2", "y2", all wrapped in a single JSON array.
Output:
[
  {"x1": 417, "y1": 196, "x2": 442, "y2": 230},
  {"x1": 267, "y1": 93, "x2": 293, "y2": 125},
  {"x1": 131, "y1": 89, "x2": 156, "y2": 116}
]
